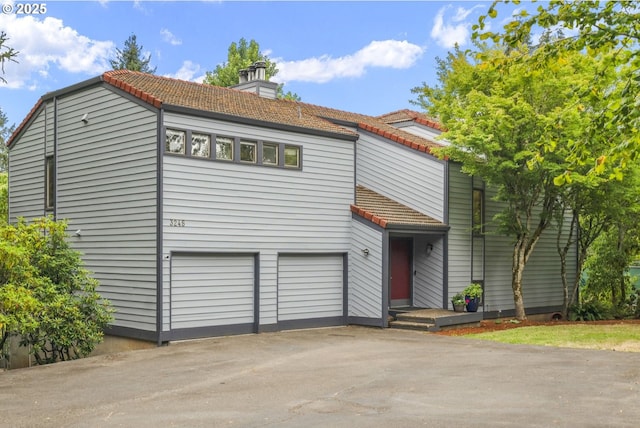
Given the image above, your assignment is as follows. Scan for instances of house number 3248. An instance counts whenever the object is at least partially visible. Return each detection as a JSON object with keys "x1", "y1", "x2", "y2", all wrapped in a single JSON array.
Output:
[{"x1": 169, "y1": 219, "x2": 186, "y2": 227}]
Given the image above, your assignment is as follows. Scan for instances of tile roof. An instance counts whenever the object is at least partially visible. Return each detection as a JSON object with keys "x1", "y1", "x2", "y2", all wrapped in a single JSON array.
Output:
[
  {"x1": 102, "y1": 70, "x2": 357, "y2": 139},
  {"x1": 377, "y1": 109, "x2": 445, "y2": 131},
  {"x1": 302, "y1": 104, "x2": 445, "y2": 154},
  {"x1": 351, "y1": 186, "x2": 447, "y2": 230},
  {"x1": 7, "y1": 71, "x2": 446, "y2": 155}
]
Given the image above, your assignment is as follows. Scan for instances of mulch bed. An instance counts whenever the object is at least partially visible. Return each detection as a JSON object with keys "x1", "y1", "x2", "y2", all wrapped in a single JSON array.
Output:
[{"x1": 434, "y1": 318, "x2": 640, "y2": 336}]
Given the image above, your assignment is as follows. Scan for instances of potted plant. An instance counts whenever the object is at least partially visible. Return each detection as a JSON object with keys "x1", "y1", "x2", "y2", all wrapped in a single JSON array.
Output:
[
  {"x1": 463, "y1": 283, "x2": 483, "y2": 312},
  {"x1": 451, "y1": 292, "x2": 466, "y2": 312}
]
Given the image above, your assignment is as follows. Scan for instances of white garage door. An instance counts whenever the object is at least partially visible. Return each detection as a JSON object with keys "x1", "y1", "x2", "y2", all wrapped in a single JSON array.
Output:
[
  {"x1": 171, "y1": 254, "x2": 254, "y2": 330},
  {"x1": 278, "y1": 255, "x2": 344, "y2": 321}
]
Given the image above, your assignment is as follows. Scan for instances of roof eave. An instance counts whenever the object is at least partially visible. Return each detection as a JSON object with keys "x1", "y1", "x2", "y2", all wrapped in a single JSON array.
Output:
[{"x1": 385, "y1": 223, "x2": 450, "y2": 232}]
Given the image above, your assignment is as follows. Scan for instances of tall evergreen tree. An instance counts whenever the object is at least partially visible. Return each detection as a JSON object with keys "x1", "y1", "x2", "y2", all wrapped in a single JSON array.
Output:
[{"x1": 110, "y1": 34, "x2": 156, "y2": 74}]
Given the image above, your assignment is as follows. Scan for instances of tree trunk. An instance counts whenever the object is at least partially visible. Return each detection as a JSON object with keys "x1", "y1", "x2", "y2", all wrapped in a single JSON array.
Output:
[{"x1": 512, "y1": 239, "x2": 527, "y2": 320}]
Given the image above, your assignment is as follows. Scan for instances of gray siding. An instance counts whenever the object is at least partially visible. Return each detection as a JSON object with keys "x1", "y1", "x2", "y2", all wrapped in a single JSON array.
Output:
[
  {"x1": 171, "y1": 255, "x2": 254, "y2": 329},
  {"x1": 472, "y1": 236, "x2": 484, "y2": 281},
  {"x1": 447, "y1": 164, "x2": 472, "y2": 297},
  {"x1": 55, "y1": 86, "x2": 158, "y2": 331},
  {"x1": 161, "y1": 112, "x2": 355, "y2": 328},
  {"x1": 278, "y1": 255, "x2": 343, "y2": 321},
  {"x1": 356, "y1": 133, "x2": 445, "y2": 221},
  {"x1": 413, "y1": 235, "x2": 445, "y2": 308},
  {"x1": 8, "y1": 107, "x2": 46, "y2": 222},
  {"x1": 349, "y1": 219, "x2": 383, "y2": 319}
]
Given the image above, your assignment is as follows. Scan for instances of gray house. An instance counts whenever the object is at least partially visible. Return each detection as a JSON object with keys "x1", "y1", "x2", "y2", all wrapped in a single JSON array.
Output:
[{"x1": 7, "y1": 69, "x2": 575, "y2": 343}]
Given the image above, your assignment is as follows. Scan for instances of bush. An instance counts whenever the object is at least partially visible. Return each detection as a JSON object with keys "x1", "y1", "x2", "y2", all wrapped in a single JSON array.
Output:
[
  {"x1": 0, "y1": 217, "x2": 113, "y2": 365},
  {"x1": 569, "y1": 300, "x2": 611, "y2": 321}
]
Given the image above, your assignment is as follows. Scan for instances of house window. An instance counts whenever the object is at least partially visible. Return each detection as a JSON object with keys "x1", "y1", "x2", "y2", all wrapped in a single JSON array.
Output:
[
  {"x1": 240, "y1": 140, "x2": 257, "y2": 163},
  {"x1": 45, "y1": 156, "x2": 55, "y2": 210},
  {"x1": 216, "y1": 137, "x2": 234, "y2": 161},
  {"x1": 472, "y1": 188, "x2": 484, "y2": 235},
  {"x1": 191, "y1": 133, "x2": 210, "y2": 158},
  {"x1": 262, "y1": 143, "x2": 278, "y2": 166},
  {"x1": 166, "y1": 129, "x2": 186, "y2": 154},
  {"x1": 284, "y1": 145, "x2": 300, "y2": 168}
]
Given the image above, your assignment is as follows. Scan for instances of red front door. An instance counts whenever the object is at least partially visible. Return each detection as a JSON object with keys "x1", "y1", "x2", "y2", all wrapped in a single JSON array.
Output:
[{"x1": 390, "y1": 238, "x2": 412, "y2": 306}]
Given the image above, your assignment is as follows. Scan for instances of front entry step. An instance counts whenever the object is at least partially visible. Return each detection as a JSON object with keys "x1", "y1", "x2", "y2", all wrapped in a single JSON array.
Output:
[
  {"x1": 389, "y1": 308, "x2": 483, "y2": 332},
  {"x1": 389, "y1": 319, "x2": 439, "y2": 332}
]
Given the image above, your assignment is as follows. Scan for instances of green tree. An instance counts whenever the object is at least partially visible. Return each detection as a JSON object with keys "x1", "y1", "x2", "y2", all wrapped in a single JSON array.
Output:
[
  {"x1": 475, "y1": 0, "x2": 640, "y2": 180},
  {"x1": 1, "y1": 106, "x2": 15, "y2": 173},
  {"x1": 0, "y1": 31, "x2": 19, "y2": 84},
  {"x1": 0, "y1": 173, "x2": 7, "y2": 225},
  {"x1": 110, "y1": 34, "x2": 156, "y2": 74},
  {"x1": 553, "y1": 170, "x2": 639, "y2": 318},
  {"x1": 577, "y1": 165, "x2": 640, "y2": 313},
  {"x1": 412, "y1": 45, "x2": 598, "y2": 320},
  {"x1": 0, "y1": 218, "x2": 113, "y2": 365},
  {"x1": 203, "y1": 37, "x2": 300, "y2": 100},
  {"x1": 0, "y1": 107, "x2": 13, "y2": 225}
]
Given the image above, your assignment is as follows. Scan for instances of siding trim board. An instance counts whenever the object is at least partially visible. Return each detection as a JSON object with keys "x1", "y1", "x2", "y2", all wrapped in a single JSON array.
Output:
[
  {"x1": 381, "y1": 229, "x2": 390, "y2": 327},
  {"x1": 156, "y1": 109, "x2": 164, "y2": 344},
  {"x1": 348, "y1": 316, "x2": 384, "y2": 327},
  {"x1": 351, "y1": 213, "x2": 385, "y2": 233},
  {"x1": 105, "y1": 325, "x2": 158, "y2": 342},
  {"x1": 163, "y1": 323, "x2": 256, "y2": 342}
]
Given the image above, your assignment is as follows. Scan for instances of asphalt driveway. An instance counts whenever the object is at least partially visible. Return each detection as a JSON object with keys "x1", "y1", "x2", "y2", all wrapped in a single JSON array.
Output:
[{"x1": 1, "y1": 326, "x2": 639, "y2": 427}]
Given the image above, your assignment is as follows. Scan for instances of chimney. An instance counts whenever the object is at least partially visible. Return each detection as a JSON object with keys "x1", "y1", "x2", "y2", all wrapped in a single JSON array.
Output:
[
  {"x1": 238, "y1": 69, "x2": 249, "y2": 83},
  {"x1": 254, "y1": 61, "x2": 266, "y2": 81},
  {"x1": 247, "y1": 64, "x2": 256, "y2": 81},
  {"x1": 231, "y1": 61, "x2": 279, "y2": 99}
]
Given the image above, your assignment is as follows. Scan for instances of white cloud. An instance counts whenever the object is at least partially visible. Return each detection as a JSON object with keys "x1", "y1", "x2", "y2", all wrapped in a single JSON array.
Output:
[
  {"x1": 431, "y1": 5, "x2": 484, "y2": 49},
  {"x1": 273, "y1": 40, "x2": 424, "y2": 84},
  {"x1": 165, "y1": 60, "x2": 205, "y2": 83},
  {"x1": 0, "y1": 13, "x2": 114, "y2": 89},
  {"x1": 160, "y1": 28, "x2": 181, "y2": 46}
]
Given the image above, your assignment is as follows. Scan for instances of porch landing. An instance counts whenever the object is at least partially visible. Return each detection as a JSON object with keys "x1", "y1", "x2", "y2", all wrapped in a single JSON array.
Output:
[{"x1": 389, "y1": 308, "x2": 483, "y2": 332}]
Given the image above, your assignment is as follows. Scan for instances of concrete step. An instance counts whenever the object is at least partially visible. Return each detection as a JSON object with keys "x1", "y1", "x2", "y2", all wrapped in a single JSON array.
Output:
[
  {"x1": 389, "y1": 320, "x2": 439, "y2": 332},
  {"x1": 394, "y1": 313, "x2": 436, "y2": 324}
]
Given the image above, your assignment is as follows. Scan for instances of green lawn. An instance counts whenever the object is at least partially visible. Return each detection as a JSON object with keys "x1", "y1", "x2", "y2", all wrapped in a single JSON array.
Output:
[{"x1": 465, "y1": 324, "x2": 640, "y2": 352}]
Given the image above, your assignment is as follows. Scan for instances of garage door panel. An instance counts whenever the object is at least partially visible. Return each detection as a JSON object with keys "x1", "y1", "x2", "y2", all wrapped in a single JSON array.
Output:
[
  {"x1": 278, "y1": 255, "x2": 344, "y2": 322},
  {"x1": 171, "y1": 254, "x2": 255, "y2": 329}
]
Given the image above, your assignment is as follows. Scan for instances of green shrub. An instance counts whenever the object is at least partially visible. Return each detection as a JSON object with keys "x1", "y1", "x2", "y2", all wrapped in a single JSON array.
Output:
[
  {"x1": 1, "y1": 217, "x2": 113, "y2": 365},
  {"x1": 569, "y1": 300, "x2": 611, "y2": 321}
]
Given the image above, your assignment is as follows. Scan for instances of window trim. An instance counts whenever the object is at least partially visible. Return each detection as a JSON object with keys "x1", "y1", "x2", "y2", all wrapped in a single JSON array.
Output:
[
  {"x1": 163, "y1": 127, "x2": 302, "y2": 170},
  {"x1": 165, "y1": 128, "x2": 187, "y2": 155},
  {"x1": 215, "y1": 136, "x2": 235, "y2": 161},
  {"x1": 284, "y1": 145, "x2": 301, "y2": 169},
  {"x1": 262, "y1": 142, "x2": 279, "y2": 166},
  {"x1": 45, "y1": 155, "x2": 55, "y2": 211},
  {"x1": 239, "y1": 139, "x2": 258, "y2": 164},
  {"x1": 191, "y1": 132, "x2": 211, "y2": 158}
]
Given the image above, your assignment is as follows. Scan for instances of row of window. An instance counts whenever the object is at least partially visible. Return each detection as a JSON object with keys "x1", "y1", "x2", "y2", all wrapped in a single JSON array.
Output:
[{"x1": 165, "y1": 128, "x2": 302, "y2": 169}]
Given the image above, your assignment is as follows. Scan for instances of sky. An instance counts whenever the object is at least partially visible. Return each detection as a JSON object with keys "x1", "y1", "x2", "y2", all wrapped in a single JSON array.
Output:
[{"x1": 0, "y1": 0, "x2": 531, "y2": 128}]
